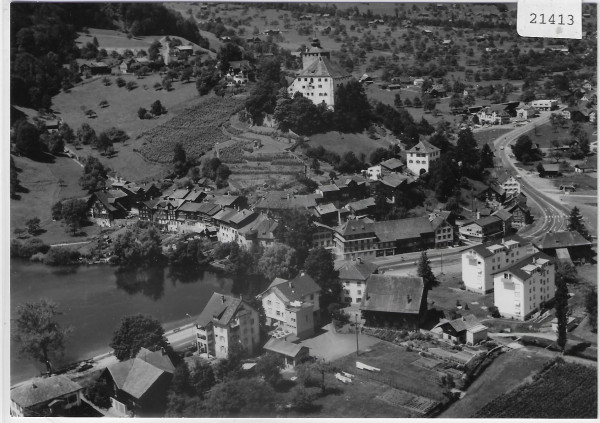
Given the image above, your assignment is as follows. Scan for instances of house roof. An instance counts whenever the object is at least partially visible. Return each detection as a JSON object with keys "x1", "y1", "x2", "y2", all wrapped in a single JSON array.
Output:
[
  {"x1": 346, "y1": 197, "x2": 375, "y2": 212},
  {"x1": 468, "y1": 234, "x2": 528, "y2": 258},
  {"x1": 106, "y1": 349, "x2": 174, "y2": 400},
  {"x1": 493, "y1": 251, "x2": 553, "y2": 280},
  {"x1": 336, "y1": 219, "x2": 375, "y2": 237},
  {"x1": 263, "y1": 337, "x2": 307, "y2": 358},
  {"x1": 541, "y1": 163, "x2": 561, "y2": 172},
  {"x1": 533, "y1": 231, "x2": 592, "y2": 249},
  {"x1": 360, "y1": 275, "x2": 424, "y2": 314},
  {"x1": 335, "y1": 259, "x2": 378, "y2": 281},
  {"x1": 11, "y1": 376, "x2": 83, "y2": 409},
  {"x1": 210, "y1": 194, "x2": 241, "y2": 207},
  {"x1": 492, "y1": 208, "x2": 512, "y2": 221},
  {"x1": 407, "y1": 139, "x2": 440, "y2": 154},
  {"x1": 379, "y1": 157, "x2": 404, "y2": 170},
  {"x1": 268, "y1": 273, "x2": 321, "y2": 303},
  {"x1": 373, "y1": 217, "x2": 434, "y2": 242},
  {"x1": 164, "y1": 188, "x2": 190, "y2": 200},
  {"x1": 379, "y1": 173, "x2": 411, "y2": 188},
  {"x1": 436, "y1": 314, "x2": 487, "y2": 333},
  {"x1": 255, "y1": 191, "x2": 319, "y2": 211},
  {"x1": 472, "y1": 215, "x2": 502, "y2": 229},
  {"x1": 197, "y1": 293, "x2": 244, "y2": 327},
  {"x1": 429, "y1": 211, "x2": 451, "y2": 230},
  {"x1": 213, "y1": 208, "x2": 238, "y2": 223},
  {"x1": 318, "y1": 183, "x2": 340, "y2": 193},
  {"x1": 315, "y1": 203, "x2": 338, "y2": 215},
  {"x1": 297, "y1": 56, "x2": 350, "y2": 79}
]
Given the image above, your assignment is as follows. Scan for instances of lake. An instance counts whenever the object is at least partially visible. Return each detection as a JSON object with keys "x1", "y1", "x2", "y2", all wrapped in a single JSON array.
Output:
[{"x1": 9, "y1": 259, "x2": 244, "y2": 385}]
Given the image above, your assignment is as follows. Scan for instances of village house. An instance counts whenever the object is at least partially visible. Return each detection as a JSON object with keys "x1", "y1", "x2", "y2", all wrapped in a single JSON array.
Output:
[
  {"x1": 505, "y1": 202, "x2": 532, "y2": 228},
  {"x1": 461, "y1": 235, "x2": 536, "y2": 293},
  {"x1": 492, "y1": 252, "x2": 555, "y2": 320},
  {"x1": 530, "y1": 99, "x2": 558, "y2": 111},
  {"x1": 87, "y1": 189, "x2": 131, "y2": 226},
  {"x1": 432, "y1": 314, "x2": 488, "y2": 345},
  {"x1": 344, "y1": 197, "x2": 376, "y2": 218},
  {"x1": 477, "y1": 105, "x2": 510, "y2": 125},
  {"x1": 360, "y1": 275, "x2": 427, "y2": 331},
  {"x1": 259, "y1": 273, "x2": 322, "y2": 340},
  {"x1": 533, "y1": 230, "x2": 594, "y2": 264},
  {"x1": 538, "y1": 163, "x2": 562, "y2": 178},
  {"x1": 562, "y1": 105, "x2": 596, "y2": 122},
  {"x1": 254, "y1": 191, "x2": 320, "y2": 217},
  {"x1": 370, "y1": 173, "x2": 415, "y2": 198},
  {"x1": 427, "y1": 84, "x2": 447, "y2": 98},
  {"x1": 102, "y1": 348, "x2": 175, "y2": 417},
  {"x1": 406, "y1": 139, "x2": 440, "y2": 175},
  {"x1": 263, "y1": 338, "x2": 310, "y2": 369},
  {"x1": 366, "y1": 157, "x2": 404, "y2": 180},
  {"x1": 80, "y1": 61, "x2": 111, "y2": 75},
  {"x1": 336, "y1": 257, "x2": 379, "y2": 306},
  {"x1": 10, "y1": 375, "x2": 84, "y2": 417},
  {"x1": 459, "y1": 212, "x2": 511, "y2": 243},
  {"x1": 195, "y1": 293, "x2": 260, "y2": 359},
  {"x1": 287, "y1": 38, "x2": 352, "y2": 109},
  {"x1": 515, "y1": 104, "x2": 540, "y2": 120}
]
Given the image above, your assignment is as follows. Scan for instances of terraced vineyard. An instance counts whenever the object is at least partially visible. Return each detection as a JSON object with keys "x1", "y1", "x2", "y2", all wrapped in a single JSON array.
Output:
[
  {"x1": 474, "y1": 361, "x2": 597, "y2": 418},
  {"x1": 136, "y1": 96, "x2": 244, "y2": 163}
]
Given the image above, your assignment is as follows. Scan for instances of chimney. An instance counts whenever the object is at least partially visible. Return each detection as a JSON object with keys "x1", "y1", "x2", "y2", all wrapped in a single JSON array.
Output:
[
  {"x1": 407, "y1": 295, "x2": 411, "y2": 303},
  {"x1": 462, "y1": 317, "x2": 466, "y2": 321},
  {"x1": 476, "y1": 211, "x2": 481, "y2": 220},
  {"x1": 221, "y1": 295, "x2": 226, "y2": 304},
  {"x1": 357, "y1": 257, "x2": 362, "y2": 264},
  {"x1": 161, "y1": 347, "x2": 167, "y2": 355},
  {"x1": 288, "y1": 282, "x2": 293, "y2": 289}
]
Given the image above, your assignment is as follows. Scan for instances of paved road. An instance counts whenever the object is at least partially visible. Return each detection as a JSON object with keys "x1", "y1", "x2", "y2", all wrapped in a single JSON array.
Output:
[{"x1": 492, "y1": 112, "x2": 569, "y2": 239}]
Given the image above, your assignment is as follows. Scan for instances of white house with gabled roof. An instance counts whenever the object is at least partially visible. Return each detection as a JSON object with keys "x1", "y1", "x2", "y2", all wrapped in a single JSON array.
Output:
[{"x1": 406, "y1": 139, "x2": 440, "y2": 175}]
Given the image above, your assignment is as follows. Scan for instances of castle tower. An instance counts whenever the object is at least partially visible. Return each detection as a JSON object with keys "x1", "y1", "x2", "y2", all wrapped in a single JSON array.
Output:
[{"x1": 302, "y1": 38, "x2": 331, "y2": 69}]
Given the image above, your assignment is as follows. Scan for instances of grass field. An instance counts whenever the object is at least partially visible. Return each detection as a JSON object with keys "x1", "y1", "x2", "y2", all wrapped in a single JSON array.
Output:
[
  {"x1": 473, "y1": 128, "x2": 513, "y2": 147},
  {"x1": 552, "y1": 173, "x2": 598, "y2": 192},
  {"x1": 440, "y1": 347, "x2": 550, "y2": 418},
  {"x1": 474, "y1": 360, "x2": 597, "y2": 418},
  {"x1": 524, "y1": 120, "x2": 597, "y2": 149},
  {"x1": 308, "y1": 131, "x2": 391, "y2": 158},
  {"x1": 10, "y1": 155, "x2": 102, "y2": 244}
]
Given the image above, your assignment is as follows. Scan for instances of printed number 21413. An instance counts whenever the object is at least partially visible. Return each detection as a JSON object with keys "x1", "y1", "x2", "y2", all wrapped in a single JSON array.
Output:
[{"x1": 529, "y1": 13, "x2": 574, "y2": 25}]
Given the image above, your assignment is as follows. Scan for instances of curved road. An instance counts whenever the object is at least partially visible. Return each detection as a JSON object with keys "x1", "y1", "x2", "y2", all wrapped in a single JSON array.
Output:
[{"x1": 491, "y1": 112, "x2": 569, "y2": 239}]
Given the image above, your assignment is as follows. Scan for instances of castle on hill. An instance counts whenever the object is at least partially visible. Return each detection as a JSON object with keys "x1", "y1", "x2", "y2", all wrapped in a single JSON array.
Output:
[{"x1": 287, "y1": 38, "x2": 352, "y2": 109}]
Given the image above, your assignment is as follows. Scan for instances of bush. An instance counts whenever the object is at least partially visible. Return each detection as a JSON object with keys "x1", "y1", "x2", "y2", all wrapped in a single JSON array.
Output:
[
  {"x1": 116, "y1": 77, "x2": 126, "y2": 87},
  {"x1": 290, "y1": 386, "x2": 318, "y2": 412},
  {"x1": 85, "y1": 379, "x2": 112, "y2": 409},
  {"x1": 488, "y1": 305, "x2": 500, "y2": 318},
  {"x1": 11, "y1": 238, "x2": 50, "y2": 258},
  {"x1": 43, "y1": 247, "x2": 80, "y2": 266}
]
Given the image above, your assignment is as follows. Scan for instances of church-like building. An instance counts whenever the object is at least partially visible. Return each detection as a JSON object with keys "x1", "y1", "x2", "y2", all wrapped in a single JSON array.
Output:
[{"x1": 287, "y1": 38, "x2": 352, "y2": 109}]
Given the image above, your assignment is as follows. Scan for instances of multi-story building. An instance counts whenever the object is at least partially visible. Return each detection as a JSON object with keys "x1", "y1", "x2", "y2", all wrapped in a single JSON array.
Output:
[
  {"x1": 406, "y1": 139, "x2": 441, "y2": 175},
  {"x1": 492, "y1": 252, "x2": 555, "y2": 320},
  {"x1": 531, "y1": 99, "x2": 558, "y2": 111},
  {"x1": 459, "y1": 213, "x2": 511, "y2": 243},
  {"x1": 259, "y1": 273, "x2": 321, "y2": 339},
  {"x1": 287, "y1": 38, "x2": 352, "y2": 109},
  {"x1": 461, "y1": 235, "x2": 536, "y2": 293},
  {"x1": 477, "y1": 105, "x2": 510, "y2": 125},
  {"x1": 336, "y1": 258, "x2": 378, "y2": 305},
  {"x1": 195, "y1": 293, "x2": 260, "y2": 359}
]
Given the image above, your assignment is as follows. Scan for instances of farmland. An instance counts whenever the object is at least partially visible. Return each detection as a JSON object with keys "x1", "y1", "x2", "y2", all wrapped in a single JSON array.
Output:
[
  {"x1": 136, "y1": 95, "x2": 245, "y2": 163},
  {"x1": 473, "y1": 360, "x2": 597, "y2": 418},
  {"x1": 523, "y1": 120, "x2": 597, "y2": 149}
]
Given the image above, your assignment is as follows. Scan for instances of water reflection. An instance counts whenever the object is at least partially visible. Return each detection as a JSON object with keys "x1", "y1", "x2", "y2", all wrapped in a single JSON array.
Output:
[{"x1": 114, "y1": 266, "x2": 166, "y2": 300}]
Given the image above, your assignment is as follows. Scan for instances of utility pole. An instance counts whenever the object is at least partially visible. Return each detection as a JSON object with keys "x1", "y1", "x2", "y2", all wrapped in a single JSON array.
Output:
[
  {"x1": 440, "y1": 248, "x2": 444, "y2": 275},
  {"x1": 355, "y1": 313, "x2": 359, "y2": 356}
]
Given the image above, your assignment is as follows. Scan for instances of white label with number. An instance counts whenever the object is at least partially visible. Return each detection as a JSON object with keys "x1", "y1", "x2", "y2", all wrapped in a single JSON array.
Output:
[{"x1": 517, "y1": 0, "x2": 582, "y2": 39}]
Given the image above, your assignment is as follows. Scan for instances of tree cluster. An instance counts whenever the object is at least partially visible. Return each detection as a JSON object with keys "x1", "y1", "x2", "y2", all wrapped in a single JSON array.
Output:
[
  {"x1": 51, "y1": 198, "x2": 88, "y2": 235},
  {"x1": 79, "y1": 155, "x2": 109, "y2": 192},
  {"x1": 112, "y1": 223, "x2": 164, "y2": 267}
]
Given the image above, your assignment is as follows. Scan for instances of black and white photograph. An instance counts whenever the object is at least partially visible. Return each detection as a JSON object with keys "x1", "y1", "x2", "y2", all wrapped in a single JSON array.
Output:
[{"x1": 7, "y1": 1, "x2": 598, "y2": 419}]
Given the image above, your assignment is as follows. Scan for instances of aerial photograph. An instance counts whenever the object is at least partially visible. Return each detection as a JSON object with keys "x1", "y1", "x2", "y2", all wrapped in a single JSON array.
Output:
[{"x1": 8, "y1": 1, "x2": 598, "y2": 419}]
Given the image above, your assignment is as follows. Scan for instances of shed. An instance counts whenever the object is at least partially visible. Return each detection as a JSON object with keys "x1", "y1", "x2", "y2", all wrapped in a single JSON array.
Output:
[{"x1": 263, "y1": 338, "x2": 309, "y2": 368}]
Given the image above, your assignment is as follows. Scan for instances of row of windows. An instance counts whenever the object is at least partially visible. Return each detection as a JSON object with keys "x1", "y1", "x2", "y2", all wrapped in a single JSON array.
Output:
[
  {"x1": 302, "y1": 77, "x2": 329, "y2": 82},
  {"x1": 344, "y1": 289, "x2": 362, "y2": 295},
  {"x1": 345, "y1": 297, "x2": 361, "y2": 303}
]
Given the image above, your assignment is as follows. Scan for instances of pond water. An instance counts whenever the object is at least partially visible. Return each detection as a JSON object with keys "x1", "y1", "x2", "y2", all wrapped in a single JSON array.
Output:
[{"x1": 9, "y1": 259, "x2": 251, "y2": 385}]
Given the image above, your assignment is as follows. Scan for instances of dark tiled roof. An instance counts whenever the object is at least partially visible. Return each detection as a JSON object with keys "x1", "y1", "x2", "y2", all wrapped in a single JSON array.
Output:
[
  {"x1": 533, "y1": 231, "x2": 592, "y2": 249},
  {"x1": 335, "y1": 259, "x2": 378, "y2": 281},
  {"x1": 379, "y1": 158, "x2": 404, "y2": 170},
  {"x1": 373, "y1": 217, "x2": 434, "y2": 242},
  {"x1": 472, "y1": 215, "x2": 502, "y2": 229},
  {"x1": 270, "y1": 273, "x2": 321, "y2": 302},
  {"x1": 346, "y1": 197, "x2": 375, "y2": 212},
  {"x1": 492, "y1": 208, "x2": 512, "y2": 221},
  {"x1": 337, "y1": 219, "x2": 375, "y2": 237},
  {"x1": 11, "y1": 376, "x2": 82, "y2": 409},
  {"x1": 360, "y1": 275, "x2": 424, "y2": 314},
  {"x1": 380, "y1": 173, "x2": 411, "y2": 188},
  {"x1": 255, "y1": 191, "x2": 320, "y2": 211},
  {"x1": 407, "y1": 139, "x2": 440, "y2": 154},
  {"x1": 197, "y1": 293, "x2": 244, "y2": 327},
  {"x1": 297, "y1": 56, "x2": 350, "y2": 78}
]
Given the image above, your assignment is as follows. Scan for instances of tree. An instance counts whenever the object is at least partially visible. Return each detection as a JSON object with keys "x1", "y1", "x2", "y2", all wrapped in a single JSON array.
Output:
[
  {"x1": 455, "y1": 128, "x2": 479, "y2": 173},
  {"x1": 555, "y1": 268, "x2": 569, "y2": 352},
  {"x1": 109, "y1": 314, "x2": 167, "y2": 361},
  {"x1": 14, "y1": 120, "x2": 42, "y2": 156},
  {"x1": 479, "y1": 143, "x2": 495, "y2": 170},
  {"x1": 138, "y1": 107, "x2": 148, "y2": 119},
  {"x1": 40, "y1": 131, "x2": 65, "y2": 155},
  {"x1": 585, "y1": 287, "x2": 597, "y2": 332},
  {"x1": 85, "y1": 378, "x2": 112, "y2": 409},
  {"x1": 12, "y1": 299, "x2": 70, "y2": 374},
  {"x1": 116, "y1": 77, "x2": 126, "y2": 87},
  {"x1": 112, "y1": 226, "x2": 163, "y2": 266},
  {"x1": 258, "y1": 243, "x2": 298, "y2": 281},
  {"x1": 26, "y1": 217, "x2": 41, "y2": 235},
  {"x1": 189, "y1": 359, "x2": 216, "y2": 397},
  {"x1": 79, "y1": 155, "x2": 108, "y2": 192},
  {"x1": 511, "y1": 135, "x2": 540, "y2": 163},
  {"x1": 151, "y1": 100, "x2": 166, "y2": 116},
  {"x1": 417, "y1": 251, "x2": 438, "y2": 291},
  {"x1": 77, "y1": 123, "x2": 97, "y2": 145},
  {"x1": 556, "y1": 261, "x2": 579, "y2": 286},
  {"x1": 394, "y1": 93, "x2": 402, "y2": 108},
  {"x1": 180, "y1": 67, "x2": 193, "y2": 83},
  {"x1": 215, "y1": 164, "x2": 231, "y2": 188},
  {"x1": 413, "y1": 96, "x2": 422, "y2": 108},
  {"x1": 255, "y1": 353, "x2": 284, "y2": 387},
  {"x1": 95, "y1": 131, "x2": 113, "y2": 153},
  {"x1": 290, "y1": 386, "x2": 317, "y2": 412},
  {"x1": 304, "y1": 247, "x2": 340, "y2": 306},
  {"x1": 125, "y1": 81, "x2": 138, "y2": 91},
  {"x1": 55, "y1": 198, "x2": 88, "y2": 233},
  {"x1": 275, "y1": 209, "x2": 315, "y2": 266},
  {"x1": 404, "y1": 97, "x2": 413, "y2": 107},
  {"x1": 205, "y1": 378, "x2": 276, "y2": 417},
  {"x1": 567, "y1": 207, "x2": 591, "y2": 240}
]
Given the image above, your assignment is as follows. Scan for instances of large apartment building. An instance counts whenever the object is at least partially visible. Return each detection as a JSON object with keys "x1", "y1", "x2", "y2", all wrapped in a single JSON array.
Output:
[
  {"x1": 195, "y1": 293, "x2": 260, "y2": 359},
  {"x1": 461, "y1": 235, "x2": 536, "y2": 293},
  {"x1": 492, "y1": 252, "x2": 555, "y2": 320}
]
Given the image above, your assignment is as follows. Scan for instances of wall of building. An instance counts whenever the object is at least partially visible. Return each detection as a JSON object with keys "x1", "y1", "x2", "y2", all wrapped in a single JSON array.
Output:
[{"x1": 341, "y1": 278, "x2": 366, "y2": 305}]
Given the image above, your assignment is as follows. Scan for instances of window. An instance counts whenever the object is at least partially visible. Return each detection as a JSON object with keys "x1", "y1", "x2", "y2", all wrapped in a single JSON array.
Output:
[
  {"x1": 310, "y1": 294, "x2": 314, "y2": 300},
  {"x1": 356, "y1": 298, "x2": 361, "y2": 303},
  {"x1": 357, "y1": 290, "x2": 362, "y2": 295},
  {"x1": 345, "y1": 297, "x2": 352, "y2": 302},
  {"x1": 318, "y1": 85, "x2": 322, "y2": 88},
  {"x1": 276, "y1": 310, "x2": 281, "y2": 316},
  {"x1": 267, "y1": 300, "x2": 272, "y2": 305}
]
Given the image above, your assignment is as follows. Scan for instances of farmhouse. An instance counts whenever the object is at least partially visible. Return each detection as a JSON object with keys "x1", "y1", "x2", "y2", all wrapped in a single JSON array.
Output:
[
  {"x1": 80, "y1": 61, "x2": 111, "y2": 75},
  {"x1": 259, "y1": 273, "x2": 322, "y2": 339},
  {"x1": 538, "y1": 163, "x2": 562, "y2": 177},
  {"x1": 195, "y1": 293, "x2": 260, "y2": 359},
  {"x1": 10, "y1": 376, "x2": 83, "y2": 417},
  {"x1": 360, "y1": 275, "x2": 427, "y2": 330},
  {"x1": 492, "y1": 252, "x2": 555, "y2": 320},
  {"x1": 287, "y1": 38, "x2": 352, "y2": 109},
  {"x1": 87, "y1": 190, "x2": 130, "y2": 226},
  {"x1": 461, "y1": 235, "x2": 535, "y2": 293},
  {"x1": 102, "y1": 348, "x2": 175, "y2": 417}
]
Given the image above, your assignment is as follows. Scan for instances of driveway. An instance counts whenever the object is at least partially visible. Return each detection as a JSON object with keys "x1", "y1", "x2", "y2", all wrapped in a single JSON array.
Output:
[{"x1": 297, "y1": 323, "x2": 380, "y2": 362}]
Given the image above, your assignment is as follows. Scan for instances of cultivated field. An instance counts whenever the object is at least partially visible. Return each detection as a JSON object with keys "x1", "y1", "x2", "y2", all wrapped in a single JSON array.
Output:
[
  {"x1": 309, "y1": 131, "x2": 391, "y2": 158},
  {"x1": 136, "y1": 95, "x2": 245, "y2": 163},
  {"x1": 474, "y1": 360, "x2": 597, "y2": 418}
]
